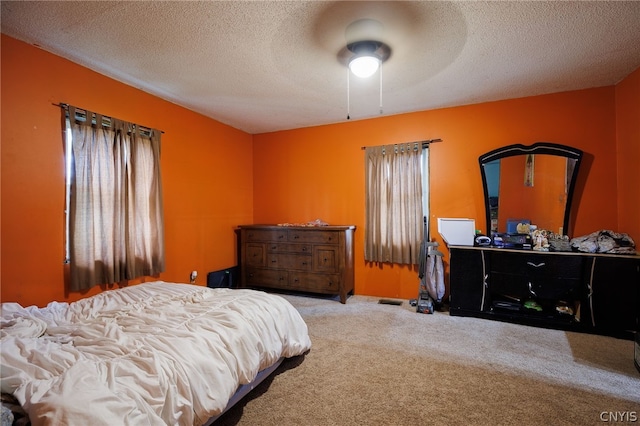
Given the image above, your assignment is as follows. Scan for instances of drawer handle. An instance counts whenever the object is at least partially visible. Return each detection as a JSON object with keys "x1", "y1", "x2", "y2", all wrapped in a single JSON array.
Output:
[
  {"x1": 278, "y1": 235, "x2": 284, "y2": 239},
  {"x1": 293, "y1": 235, "x2": 299, "y2": 239},
  {"x1": 271, "y1": 259, "x2": 277, "y2": 264},
  {"x1": 527, "y1": 262, "x2": 546, "y2": 268},
  {"x1": 301, "y1": 262, "x2": 308, "y2": 266},
  {"x1": 528, "y1": 281, "x2": 538, "y2": 297}
]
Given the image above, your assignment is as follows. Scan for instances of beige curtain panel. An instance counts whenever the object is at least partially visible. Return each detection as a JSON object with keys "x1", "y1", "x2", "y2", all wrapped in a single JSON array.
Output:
[
  {"x1": 364, "y1": 143, "x2": 424, "y2": 264},
  {"x1": 67, "y1": 106, "x2": 165, "y2": 291}
]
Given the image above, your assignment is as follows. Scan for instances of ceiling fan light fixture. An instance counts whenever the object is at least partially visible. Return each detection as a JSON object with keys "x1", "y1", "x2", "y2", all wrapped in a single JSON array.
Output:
[
  {"x1": 349, "y1": 54, "x2": 380, "y2": 78},
  {"x1": 344, "y1": 37, "x2": 390, "y2": 119}
]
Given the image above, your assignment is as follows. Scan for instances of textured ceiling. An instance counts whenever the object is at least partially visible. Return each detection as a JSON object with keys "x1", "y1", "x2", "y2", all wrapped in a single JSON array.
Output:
[{"x1": 2, "y1": 1, "x2": 640, "y2": 134}]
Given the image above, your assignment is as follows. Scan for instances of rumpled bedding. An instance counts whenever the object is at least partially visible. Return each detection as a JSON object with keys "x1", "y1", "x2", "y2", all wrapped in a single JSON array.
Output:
[{"x1": 0, "y1": 282, "x2": 312, "y2": 426}]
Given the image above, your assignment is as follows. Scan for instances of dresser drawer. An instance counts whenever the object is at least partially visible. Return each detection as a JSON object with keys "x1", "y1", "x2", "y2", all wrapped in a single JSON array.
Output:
[
  {"x1": 290, "y1": 272, "x2": 341, "y2": 292},
  {"x1": 245, "y1": 268, "x2": 288, "y2": 288},
  {"x1": 490, "y1": 272, "x2": 581, "y2": 300},
  {"x1": 490, "y1": 252, "x2": 583, "y2": 279},
  {"x1": 267, "y1": 243, "x2": 312, "y2": 254},
  {"x1": 245, "y1": 243, "x2": 266, "y2": 267},
  {"x1": 288, "y1": 230, "x2": 339, "y2": 244},
  {"x1": 267, "y1": 253, "x2": 312, "y2": 271},
  {"x1": 489, "y1": 251, "x2": 583, "y2": 300},
  {"x1": 243, "y1": 229, "x2": 287, "y2": 242},
  {"x1": 313, "y1": 245, "x2": 338, "y2": 273}
]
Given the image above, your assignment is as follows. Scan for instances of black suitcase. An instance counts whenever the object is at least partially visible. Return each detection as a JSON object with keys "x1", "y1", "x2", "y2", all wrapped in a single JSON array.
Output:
[{"x1": 206, "y1": 266, "x2": 239, "y2": 288}]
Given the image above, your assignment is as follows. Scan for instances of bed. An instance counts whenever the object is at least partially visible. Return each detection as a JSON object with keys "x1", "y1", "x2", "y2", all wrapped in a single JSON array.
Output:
[{"x1": 0, "y1": 281, "x2": 312, "y2": 425}]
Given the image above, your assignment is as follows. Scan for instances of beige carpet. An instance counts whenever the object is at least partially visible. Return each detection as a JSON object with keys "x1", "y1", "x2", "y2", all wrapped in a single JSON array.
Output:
[{"x1": 215, "y1": 293, "x2": 639, "y2": 426}]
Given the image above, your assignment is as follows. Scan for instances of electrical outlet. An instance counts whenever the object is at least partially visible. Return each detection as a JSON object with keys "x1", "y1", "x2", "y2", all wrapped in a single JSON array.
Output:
[{"x1": 190, "y1": 270, "x2": 198, "y2": 283}]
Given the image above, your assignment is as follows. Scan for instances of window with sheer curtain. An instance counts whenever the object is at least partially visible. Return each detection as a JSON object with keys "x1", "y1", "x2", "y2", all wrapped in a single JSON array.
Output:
[
  {"x1": 64, "y1": 105, "x2": 165, "y2": 292},
  {"x1": 364, "y1": 142, "x2": 427, "y2": 265}
]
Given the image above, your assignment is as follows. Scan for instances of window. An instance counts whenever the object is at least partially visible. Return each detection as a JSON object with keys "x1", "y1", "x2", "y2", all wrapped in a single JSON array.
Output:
[
  {"x1": 63, "y1": 105, "x2": 165, "y2": 291},
  {"x1": 364, "y1": 142, "x2": 427, "y2": 264}
]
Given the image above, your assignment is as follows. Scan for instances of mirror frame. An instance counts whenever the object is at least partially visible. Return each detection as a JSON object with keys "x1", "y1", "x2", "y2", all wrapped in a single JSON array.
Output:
[{"x1": 479, "y1": 142, "x2": 583, "y2": 236}]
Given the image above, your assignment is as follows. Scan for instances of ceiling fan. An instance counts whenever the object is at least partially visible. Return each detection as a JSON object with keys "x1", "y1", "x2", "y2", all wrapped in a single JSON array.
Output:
[{"x1": 344, "y1": 18, "x2": 391, "y2": 78}]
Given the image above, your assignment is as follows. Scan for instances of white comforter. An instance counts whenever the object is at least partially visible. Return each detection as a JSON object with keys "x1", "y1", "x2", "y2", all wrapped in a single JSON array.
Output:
[{"x1": 0, "y1": 282, "x2": 311, "y2": 425}]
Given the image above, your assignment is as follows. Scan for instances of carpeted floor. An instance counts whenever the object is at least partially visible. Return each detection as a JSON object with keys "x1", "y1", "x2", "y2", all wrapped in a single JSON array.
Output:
[{"x1": 215, "y1": 293, "x2": 639, "y2": 426}]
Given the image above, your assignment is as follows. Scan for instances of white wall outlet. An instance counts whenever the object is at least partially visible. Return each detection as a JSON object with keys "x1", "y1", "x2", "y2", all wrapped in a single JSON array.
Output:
[{"x1": 190, "y1": 270, "x2": 198, "y2": 283}]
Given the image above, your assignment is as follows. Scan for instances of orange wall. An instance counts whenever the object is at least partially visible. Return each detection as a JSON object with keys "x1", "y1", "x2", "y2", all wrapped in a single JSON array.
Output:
[
  {"x1": 254, "y1": 85, "x2": 632, "y2": 300},
  {"x1": 2, "y1": 34, "x2": 638, "y2": 306},
  {"x1": 615, "y1": 67, "x2": 640, "y2": 243},
  {"x1": 1, "y1": 35, "x2": 254, "y2": 307}
]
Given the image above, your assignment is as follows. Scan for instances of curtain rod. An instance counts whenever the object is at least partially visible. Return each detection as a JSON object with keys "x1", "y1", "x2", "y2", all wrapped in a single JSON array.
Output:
[
  {"x1": 360, "y1": 139, "x2": 442, "y2": 150},
  {"x1": 53, "y1": 102, "x2": 165, "y2": 134}
]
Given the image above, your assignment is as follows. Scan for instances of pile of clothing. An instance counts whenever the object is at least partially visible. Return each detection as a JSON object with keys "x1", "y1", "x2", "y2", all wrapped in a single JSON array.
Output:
[{"x1": 570, "y1": 230, "x2": 636, "y2": 254}]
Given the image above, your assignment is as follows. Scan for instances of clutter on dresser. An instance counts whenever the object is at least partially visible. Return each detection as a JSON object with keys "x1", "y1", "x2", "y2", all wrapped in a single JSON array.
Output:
[
  {"x1": 491, "y1": 232, "x2": 532, "y2": 249},
  {"x1": 570, "y1": 230, "x2": 637, "y2": 254},
  {"x1": 545, "y1": 231, "x2": 572, "y2": 251},
  {"x1": 277, "y1": 218, "x2": 329, "y2": 227}
]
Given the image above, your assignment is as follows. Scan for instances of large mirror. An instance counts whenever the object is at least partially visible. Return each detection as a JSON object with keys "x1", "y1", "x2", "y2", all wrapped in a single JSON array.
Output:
[{"x1": 479, "y1": 142, "x2": 583, "y2": 236}]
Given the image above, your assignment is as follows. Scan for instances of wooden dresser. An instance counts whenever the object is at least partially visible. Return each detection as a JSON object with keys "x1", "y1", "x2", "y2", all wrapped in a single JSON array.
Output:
[{"x1": 238, "y1": 225, "x2": 356, "y2": 303}]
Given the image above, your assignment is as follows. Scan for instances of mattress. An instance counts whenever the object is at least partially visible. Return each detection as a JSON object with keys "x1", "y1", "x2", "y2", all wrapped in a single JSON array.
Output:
[{"x1": 0, "y1": 282, "x2": 311, "y2": 425}]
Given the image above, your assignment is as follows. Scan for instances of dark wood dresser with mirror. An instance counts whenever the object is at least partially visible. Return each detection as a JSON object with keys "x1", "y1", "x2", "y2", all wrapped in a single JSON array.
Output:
[
  {"x1": 238, "y1": 225, "x2": 355, "y2": 303},
  {"x1": 449, "y1": 142, "x2": 639, "y2": 339}
]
